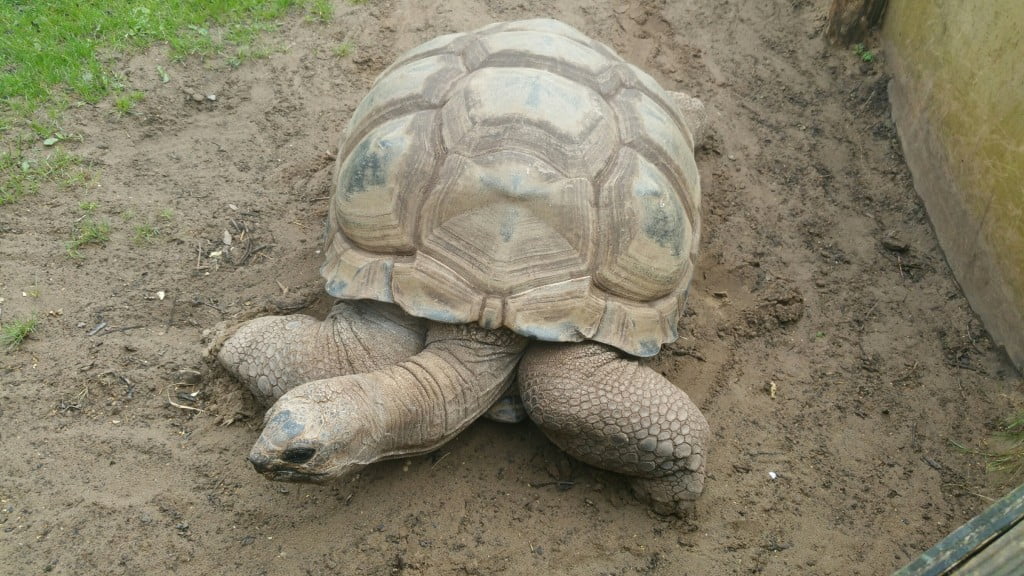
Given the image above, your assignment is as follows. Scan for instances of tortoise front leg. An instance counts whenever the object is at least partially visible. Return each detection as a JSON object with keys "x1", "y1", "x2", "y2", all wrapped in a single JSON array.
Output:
[
  {"x1": 517, "y1": 342, "x2": 709, "y2": 516},
  {"x1": 218, "y1": 301, "x2": 425, "y2": 405}
]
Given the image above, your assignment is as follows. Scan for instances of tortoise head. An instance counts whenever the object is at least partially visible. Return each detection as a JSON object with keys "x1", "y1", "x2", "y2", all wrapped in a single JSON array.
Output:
[{"x1": 248, "y1": 381, "x2": 373, "y2": 482}]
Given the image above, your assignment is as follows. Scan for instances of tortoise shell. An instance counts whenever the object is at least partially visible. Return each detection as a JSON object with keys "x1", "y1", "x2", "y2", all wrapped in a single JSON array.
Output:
[{"x1": 322, "y1": 19, "x2": 701, "y2": 357}]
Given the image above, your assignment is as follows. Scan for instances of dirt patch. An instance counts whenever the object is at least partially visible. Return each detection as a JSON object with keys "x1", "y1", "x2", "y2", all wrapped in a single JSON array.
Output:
[{"x1": 2, "y1": 1, "x2": 1021, "y2": 574}]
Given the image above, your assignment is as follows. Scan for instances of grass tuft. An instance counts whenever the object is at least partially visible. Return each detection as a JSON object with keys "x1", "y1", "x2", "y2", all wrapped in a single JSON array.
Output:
[
  {"x1": 133, "y1": 223, "x2": 160, "y2": 244},
  {"x1": 114, "y1": 91, "x2": 146, "y2": 115},
  {"x1": 334, "y1": 42, "x2": 355, "y2": 58},
  {"x1": 2, "y1": 314, "x2": 39, "y2": 351},
  {"x1": 986, "y1": 411, "x2": 1024, "y2": 477},
  {"x1": 309, "y1": 0, "x2": 334, "y2": 23},
  {"x1": 952, "y1": 409, "x2": 1024, "y2": 479},
  {"x1": 853, "y1": 43, "x2": 875, "y2": 63},
  {"x1": 66, "y1": 218, "x2": 112, "y2": 258}
]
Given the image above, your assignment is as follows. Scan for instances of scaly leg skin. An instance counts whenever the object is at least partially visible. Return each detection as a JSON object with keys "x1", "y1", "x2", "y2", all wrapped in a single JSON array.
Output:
[
  {"x1": 518, "y1": 342, "x2": 709, "y2": 517},
  {"x1": 217, "y1": 300, "x2": 425, "y2": 405},
  {"x1": 668, "y1": 91, "x2": 707, "y2": 148}
]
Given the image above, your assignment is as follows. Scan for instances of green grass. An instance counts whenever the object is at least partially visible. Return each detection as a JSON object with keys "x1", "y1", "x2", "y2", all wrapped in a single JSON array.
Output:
[
  {"x1": 1, "y1": 1, "x2": 331, "y2": 112},
  {"x1": 114, "y1": 91, "x2": 146, "y2": 115},
  {"x1": 66, "y1": 217, "x2": 111, "y2": 258},
  {"x1": 334, "y1": 42, "x2": 355, "y2": 58},
  {"x1": 227, "y1": 44, "x2": 275, "y2": 69},
  {"x1": 853, "y1": 43, "x2": 875, "y2": 63},
  {"x1": 985, "y1": 411, "x2": 1024, "y2": 477},
  {"x1": 133, "y1": 224, "x2": 159, "y2": 244},
  {"x1": 309, "y1": 0, "x2": 334, "y2": 22},
  {"x1": 952, "y1": 410, "x2": 1024, "y2": 479},
  {"x1": 128, "y1": 210, "x2": 174, "y2": 244},
  {"x1": 1, "y1": 1, "x2": 333, "y2": 207},
  {"x1": 0, "y1": 146, "x2": 87, "y2": 205},
  {"x1": 1, "y1": 314, "x2": 39, "y2": 351}
]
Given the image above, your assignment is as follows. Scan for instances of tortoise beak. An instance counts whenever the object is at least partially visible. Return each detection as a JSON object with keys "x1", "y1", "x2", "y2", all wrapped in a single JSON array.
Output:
[
  {"x1": 248, "y1": 448, "x2": 327, "y2": 482},
  {"x1": 247, "y1": 451, "x2": 275, "y2": 474}
]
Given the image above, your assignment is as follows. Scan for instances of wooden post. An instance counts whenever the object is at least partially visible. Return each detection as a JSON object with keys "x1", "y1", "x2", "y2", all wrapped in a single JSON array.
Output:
[{"x1": 825, "y1": 0, "x2": 889, "y2": 45}]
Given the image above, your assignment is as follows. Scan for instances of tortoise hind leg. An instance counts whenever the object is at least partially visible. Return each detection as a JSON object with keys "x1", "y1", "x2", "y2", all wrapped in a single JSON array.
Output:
[
  {"x1": 218, "y1": 301, "x2": 425, "y2": 405},
  {"x1": 668, "y1": 91, "x2": 707, "y2": 148},
  {"x1": 517, "y1": 342, "x2": 709, "y2": 516}
]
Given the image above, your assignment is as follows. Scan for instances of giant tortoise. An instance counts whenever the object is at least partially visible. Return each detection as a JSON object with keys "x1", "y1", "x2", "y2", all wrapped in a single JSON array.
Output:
[{"x1": 218, "y1": 18, "x2": 709, "y2": 515}]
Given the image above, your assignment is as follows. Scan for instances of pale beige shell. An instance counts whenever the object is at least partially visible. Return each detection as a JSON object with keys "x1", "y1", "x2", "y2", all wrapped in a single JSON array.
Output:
[{"x1": 322, "y1": 19, "x2": 701, "y2": 357}]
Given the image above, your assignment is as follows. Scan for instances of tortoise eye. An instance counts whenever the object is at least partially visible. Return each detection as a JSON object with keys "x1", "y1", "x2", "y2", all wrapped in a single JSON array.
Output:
[{"x1": 281, "y1": 447, "x2": 316, "y2": 464}]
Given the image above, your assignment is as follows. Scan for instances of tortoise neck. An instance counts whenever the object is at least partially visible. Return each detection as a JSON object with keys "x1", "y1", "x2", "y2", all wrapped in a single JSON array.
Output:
[{"x1": 362, "y1": 324, "x2": 528, "y2": 459}]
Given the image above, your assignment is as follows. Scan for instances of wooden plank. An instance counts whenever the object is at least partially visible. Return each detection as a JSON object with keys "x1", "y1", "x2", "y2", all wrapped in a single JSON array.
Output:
[
  {"x1": 958, "y1": 519, "x2": 1024, "y2": 576},
  {"x1": 894, "y1": 482, "x2": 1024, "y2": 575}
]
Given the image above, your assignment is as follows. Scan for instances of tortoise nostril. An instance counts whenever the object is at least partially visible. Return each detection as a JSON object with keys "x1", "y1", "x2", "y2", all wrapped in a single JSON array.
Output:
[{"x1": 281, "y1": 447, "x2": 316, "y2": 464}]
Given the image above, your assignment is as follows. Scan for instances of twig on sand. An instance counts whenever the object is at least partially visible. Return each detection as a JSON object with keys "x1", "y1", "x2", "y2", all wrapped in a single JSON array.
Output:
[
  {"x1": 430, "y1": 451, "x2": 451, "y2": 469},
  {"x1": 98, "y1": 325, "x2": 145, "y2": 336}
]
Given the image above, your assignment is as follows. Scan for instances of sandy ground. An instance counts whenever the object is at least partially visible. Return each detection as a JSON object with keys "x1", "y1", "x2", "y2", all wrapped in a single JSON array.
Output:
[{"x1": 2, "y1": 0, "x2": 1023, "y2": 574}]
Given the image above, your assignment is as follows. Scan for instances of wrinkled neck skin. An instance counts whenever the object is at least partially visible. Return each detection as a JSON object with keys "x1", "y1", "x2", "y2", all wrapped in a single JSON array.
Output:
[{"x1": 254, "y1": 323, "x2": 527, "y2": 481}]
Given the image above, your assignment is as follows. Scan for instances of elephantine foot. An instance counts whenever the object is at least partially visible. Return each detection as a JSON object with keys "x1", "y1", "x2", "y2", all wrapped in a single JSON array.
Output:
[
  {"x1": 669, "y1": 90, "x2": 707, "y2": 147},
  {"x1": 518, "y1": 342, "x2": 709, "y2": 516},
  {"x1": 217, "y1": 301, "x2": 425, "y2": 404}
]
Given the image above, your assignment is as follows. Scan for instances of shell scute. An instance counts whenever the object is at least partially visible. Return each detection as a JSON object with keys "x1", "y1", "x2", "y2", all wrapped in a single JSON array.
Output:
[
  {"x1": 333, "y1": 111, "x2": 439, "y2": 252},
  {"x1": 595, "y1": 148, "x2": 692, "y2": 302},
  {"x1": 441, "y1": 67, "x2": 616, "y2": 178},
  {"x1": 345, "y1": 54, "x2": 464, "y2": 153}
]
